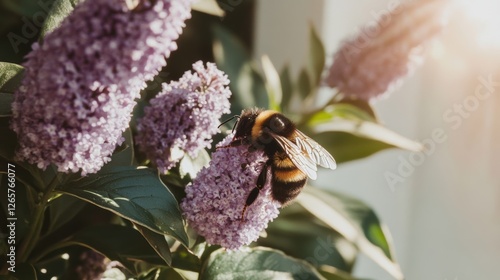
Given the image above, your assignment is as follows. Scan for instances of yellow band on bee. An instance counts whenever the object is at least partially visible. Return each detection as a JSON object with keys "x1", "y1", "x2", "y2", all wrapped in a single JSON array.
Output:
[
  {"x1": 273, "y1": 155, "x2": 295, "y2": 168},
  {"x1": 274, "y1": 168, "x2": 306, "y2": 182},
  {"x1": 251, "y1": 110, "x2": 278, "y2": 140}
]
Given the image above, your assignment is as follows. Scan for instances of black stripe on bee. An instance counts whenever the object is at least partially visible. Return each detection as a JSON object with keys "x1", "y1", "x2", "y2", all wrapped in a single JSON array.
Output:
[{"x1": 270, "y1": 174, "x2": 307, "y2": 205}]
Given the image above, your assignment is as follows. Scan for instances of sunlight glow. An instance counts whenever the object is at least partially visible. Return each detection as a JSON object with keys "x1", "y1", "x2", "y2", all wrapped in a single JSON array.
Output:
[{"x1": 458, "y1": 0, "x2": 500, "y2": 47}]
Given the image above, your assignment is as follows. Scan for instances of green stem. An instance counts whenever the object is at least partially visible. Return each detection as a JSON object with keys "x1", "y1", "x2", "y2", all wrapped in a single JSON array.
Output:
[{"x1": 17, "y1": 173, "x2": 63, "y2": 263}]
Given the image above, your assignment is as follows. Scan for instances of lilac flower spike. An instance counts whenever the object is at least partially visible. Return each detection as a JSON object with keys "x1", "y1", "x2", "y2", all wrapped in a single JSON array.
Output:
[
  {"x1": 11, "y1": 0, "x2": 193, "y2": 175},
  {"x1": 181, "y1": 135, "x2": 281, "y2": 250},
  {"x1": 136, "y1": 61, "x2": 232, "y2": 173},
  {"x1": 325, "y1": 0, "x2": 449, "y2": 100}
]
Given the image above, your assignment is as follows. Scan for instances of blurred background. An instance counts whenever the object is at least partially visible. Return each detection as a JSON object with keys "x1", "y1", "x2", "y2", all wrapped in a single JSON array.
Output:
[{"x1": 253, "y1": 0, "x2": 500, "y2": 279}]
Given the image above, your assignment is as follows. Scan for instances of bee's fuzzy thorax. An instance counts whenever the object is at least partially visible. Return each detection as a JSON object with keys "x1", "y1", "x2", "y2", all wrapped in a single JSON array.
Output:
[{"x1": 250, "y1": 109, "x2": 278, "y2": 141}]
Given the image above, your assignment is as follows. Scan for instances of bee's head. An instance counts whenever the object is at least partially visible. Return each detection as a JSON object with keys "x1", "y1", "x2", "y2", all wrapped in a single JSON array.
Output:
[{"x1": 233, "y1": 108, "x2": 262, "y2": 139}]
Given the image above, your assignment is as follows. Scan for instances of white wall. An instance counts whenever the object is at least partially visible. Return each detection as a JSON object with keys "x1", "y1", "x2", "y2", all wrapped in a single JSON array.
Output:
[
  {"x1": 254, "y1": 0, "x2": 324, "y2": 78},
  {"x1": 254, "y1": 1, "x2": 500, "y2": 279}
]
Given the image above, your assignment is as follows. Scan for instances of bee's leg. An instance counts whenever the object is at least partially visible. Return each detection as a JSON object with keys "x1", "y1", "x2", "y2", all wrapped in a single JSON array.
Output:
[{"x1": 241, "y1": 160, "x2": 271, "y2": 221}]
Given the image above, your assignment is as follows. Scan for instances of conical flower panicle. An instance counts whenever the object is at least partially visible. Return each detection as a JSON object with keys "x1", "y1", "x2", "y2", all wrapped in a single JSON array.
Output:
[
  {"x1": 11, "y1": 0, "x2": 193, "y2": 175},
  {"x1": 180, "y1": 135, "x2": 281, "y2": 250},
  {"x1": 325, "y1": 0, "x2": 449, "y2": 100},
  {"x1": 136, "y1": 61, "x2": 232, "y2": 173}
]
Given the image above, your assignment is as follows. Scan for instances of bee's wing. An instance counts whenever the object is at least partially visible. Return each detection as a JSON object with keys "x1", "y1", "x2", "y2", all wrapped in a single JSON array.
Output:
[
  {"x1": 271, "y1": 133, "x2": 318, "y2": 180},
  {"x1": 293, "y1": 130, "x2": 337, "y2": 170}
]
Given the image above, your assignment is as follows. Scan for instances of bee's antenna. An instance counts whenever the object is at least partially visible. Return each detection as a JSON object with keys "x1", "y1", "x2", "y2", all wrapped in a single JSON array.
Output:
[
  {"x1": 231, "y1": 116, "x2": 240, "y2": 133},
  {"x1": 218, "y1": 115, "x2": 240, "y2": 132}
]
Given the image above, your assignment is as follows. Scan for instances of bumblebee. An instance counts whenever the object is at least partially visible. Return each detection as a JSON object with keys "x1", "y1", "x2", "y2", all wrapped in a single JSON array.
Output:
[{"x1": 226, "y1": 108, "x2": 336, "y2": 219}]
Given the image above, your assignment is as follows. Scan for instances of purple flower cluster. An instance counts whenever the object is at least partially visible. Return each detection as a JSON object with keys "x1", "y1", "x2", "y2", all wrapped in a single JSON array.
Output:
[
  {"x1": 11, "y1": 0, "x2": 193, "y2": 175},
  {"x1": 136, "y1": 61, "x2": 231, "y2": 173},
  {"x1": 324, "y1": 0, "x2": 449, "y2": 100},
  {"x1": 181, "y1": 135, "x2": 281, "y2": 250}
]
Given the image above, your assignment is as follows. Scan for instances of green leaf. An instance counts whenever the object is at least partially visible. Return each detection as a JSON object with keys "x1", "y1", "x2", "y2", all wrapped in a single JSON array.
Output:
[
  {"x1": 0, "y1": 93, "x2": 14, "y2": 117},
  {"x1": 257, "y1": 203, "x2": 357, "y2": 273},
  {"x1": 212, "y1": 25, "x2": 250, "y2": 78},
  {"x1": 297, "y1": 188, "x2": 403, "y2": 280},
  {"x1": 245, "y1": 66, "x2": 269, "y2": 110},
  {"x1": 261, "y1": 55, "x2": 282, "y2": 111},
  {"x1": 161, "y1": 172, "x2": 187, "y2": 189},
  {"x1": 47, "y1": 194, "x2": 87, "y2": 233},
  {"x1": 0, "y1": 157, "x2": 40, "y2": 193},
  {"x1": 212, "y1": 24, "x2": 249, "y2": 115},
  {"x1": 171, "y1": 244, "x2": 202, "y2": 272},
  {"x1": 311, "y1": 119, "x2": 422, "y2": 152},
  {"x1": 335, "y1": 98, "x2": 379, "y2": 121},
  {"x1": 59, "y1": 167, "x2": 189, "y2": 246},
  {"x1": 135, "y1": 223, "x2": 173, "y2": 266},
  {"x1": 200, "y1": 247, "x2": 324, "y2": 280},
  {"x1": 2, "y1": 0, "x2": 45, "y2": 17},
  {"x1": 0, "y1": 62, "x2": 24, "y2": 93},
  {"x1": 297, "y1": 68, "x2": 311, "y2": 100},
  {"x1": 192, "y1": 0, "x2": 225, "y2": 17},
  {"x1": 212, "y1": 25, "x2": 268, "y2": 115},
  {"x1": 303, "y1": 107, "x2": 421, "y2": 162},
  {"x1": 306, "y1": 104, "x2": 376, "y2": 126},
  {"x1": 308, "y1": 25, "x2": 326, "y2": 86},
  {"x1": 69, "y1": 225, "x2": 166, "y2": 274},
  {"x1": 39, "y1": 0, "x2": 79, "y2": 39},
  {"x1": 279, "y1": 65, "x2": 294, "y2": 113},
  {"x1": 313, "y1": 131, "x2": 394, "y2": 163},
  {"x1": 179, "y1": 149, "x2": 210, "y2": 179}
]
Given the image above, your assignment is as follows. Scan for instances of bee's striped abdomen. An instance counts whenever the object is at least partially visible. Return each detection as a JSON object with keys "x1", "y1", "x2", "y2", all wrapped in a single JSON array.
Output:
[{"x1": 270, "y1": 152, "x2": 307, "y2": 205}]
